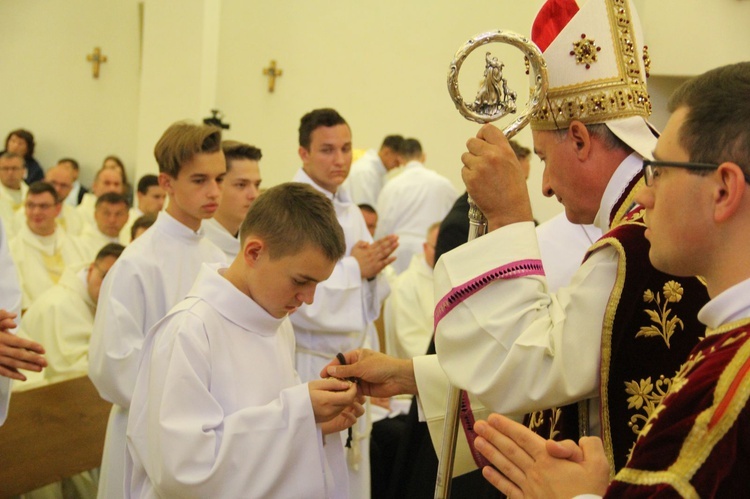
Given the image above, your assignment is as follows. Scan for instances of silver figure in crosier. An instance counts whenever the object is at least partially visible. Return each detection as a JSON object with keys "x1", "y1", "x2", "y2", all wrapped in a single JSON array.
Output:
[{"x1": 436, "y1": 30, "x2": 548, "y2": 499}]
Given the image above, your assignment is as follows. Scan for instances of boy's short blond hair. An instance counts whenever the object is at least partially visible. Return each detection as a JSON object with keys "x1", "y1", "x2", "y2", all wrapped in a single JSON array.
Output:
[
  {"x1": 154, "y1": 121, "x2": 223, "y2": 178},
  {"x1": 239, "y1": 182, "x2": 345, "y2": 262}
]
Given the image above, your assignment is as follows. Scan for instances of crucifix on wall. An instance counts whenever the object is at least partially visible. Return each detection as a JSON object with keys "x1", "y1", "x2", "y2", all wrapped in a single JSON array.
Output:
[
  {"x1": 262, "y1": 60, "x2": 283, "y2": 93},
  {"x1": 86, "y1": 47, "x2": 108, "y2": 79}
]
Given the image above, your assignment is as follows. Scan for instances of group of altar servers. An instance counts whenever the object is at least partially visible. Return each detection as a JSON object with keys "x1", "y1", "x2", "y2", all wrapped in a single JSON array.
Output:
[{"x1": 2, "y1": 0, "x2": 750, "y2": 497}]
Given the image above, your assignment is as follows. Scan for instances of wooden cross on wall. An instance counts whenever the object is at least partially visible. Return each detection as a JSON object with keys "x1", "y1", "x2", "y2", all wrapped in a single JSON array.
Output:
[
  {"x1": 262, "y1": 60, "x2": 283, "y2": 93},
  {"x1": 86, "y1": 47, "x2": 108, "y2": 79}
]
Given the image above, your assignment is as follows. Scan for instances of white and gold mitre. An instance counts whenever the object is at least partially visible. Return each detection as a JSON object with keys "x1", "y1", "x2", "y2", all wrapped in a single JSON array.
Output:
[{"x1": 530, "y1": 0, "x2": 656, "y2": 158}]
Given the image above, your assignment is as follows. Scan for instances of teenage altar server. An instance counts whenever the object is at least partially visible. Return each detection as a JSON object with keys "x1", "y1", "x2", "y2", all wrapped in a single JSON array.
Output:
[
  {"x1": 292, "y1": 108, "x2": 398, "y2": 498},
  {"x1": 202, "y1": 140, "x2": 262, "y2": 260},
  {"x1": 127, "y1": 183, "x2": 362, "y2": 498},
  {"x1": 88, "y1": 121, "x2": 226, "y2": 499}
]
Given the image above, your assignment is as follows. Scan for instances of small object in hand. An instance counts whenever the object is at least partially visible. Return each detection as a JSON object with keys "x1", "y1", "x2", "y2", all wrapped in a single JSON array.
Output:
[{"x1": 336, "y1": 352, "x2": 355, "y2": 448}]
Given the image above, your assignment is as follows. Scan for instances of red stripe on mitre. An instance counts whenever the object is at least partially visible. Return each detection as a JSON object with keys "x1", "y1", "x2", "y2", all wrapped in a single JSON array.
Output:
[{"x1": 531, "y1": 0, "x2": 580, "y2": 53}]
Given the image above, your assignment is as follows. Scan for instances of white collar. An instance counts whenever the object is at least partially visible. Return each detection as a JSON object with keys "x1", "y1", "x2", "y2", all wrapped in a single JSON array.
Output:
[
  {"x1": 698, "y1": 277, "x2": 750, "y2": 333},
  {"x1": 593, "y1": 152, "x2": 642, "y2": 232}
]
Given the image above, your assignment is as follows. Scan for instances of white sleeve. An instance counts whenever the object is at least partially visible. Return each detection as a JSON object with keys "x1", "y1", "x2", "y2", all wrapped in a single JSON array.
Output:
[
  {"x1": 434, "y1": 221, "x2": 617, "y2": 415},
  {"x1": 88, "y1": 258, "x2": 148, "y2": 408},
  {"x1": 0, "y1": 220, "x2": 22, "y2": 425},
  {"x1": 128, "y1": 315, "x2": 332, "y2": 498}
]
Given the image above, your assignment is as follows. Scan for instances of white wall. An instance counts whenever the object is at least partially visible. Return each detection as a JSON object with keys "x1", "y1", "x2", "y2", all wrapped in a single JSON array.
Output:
[
  {"x1": 0, "y1": 0, "x2": 142, "y2": 186},
  {"x1": 2, "y1": 0, "x2": 749, "y2": 221}
]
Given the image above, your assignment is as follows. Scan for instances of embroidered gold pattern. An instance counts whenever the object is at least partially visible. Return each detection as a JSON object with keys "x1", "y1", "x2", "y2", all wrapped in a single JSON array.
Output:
[
  {"x1": 527, "y1": 408, "x2": 562, "y2": 439},
  {"x1": 625, "y1": 375, "x2": 671, "y2": 436},
  {"x1": 570, "y1": 34, "x2": 601, "y2": 69},
  {"x1": 531, "y1": 0, "x2": 651, "y2": 132},
  {"x1": 642, "y1": 45, "x2": 651, "y2": 78},
  {"x1": 636, "y1": 281, "x2": 685, "y2": 348}
]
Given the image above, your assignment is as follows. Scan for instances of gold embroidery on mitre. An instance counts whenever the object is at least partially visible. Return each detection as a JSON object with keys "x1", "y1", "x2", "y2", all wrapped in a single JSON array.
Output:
[
  {"x1": 531, "y1": 0, "x2": 652, "y2": 131},
  {"x1": 642, "y1": 45, "x2": 651, "y2": 78},
  {"x1": 636, "y1": 280, "x2": 685, "y2": 348},
  {"x1": 570, "y1": 34, "x2": 602, "y2": 69}
]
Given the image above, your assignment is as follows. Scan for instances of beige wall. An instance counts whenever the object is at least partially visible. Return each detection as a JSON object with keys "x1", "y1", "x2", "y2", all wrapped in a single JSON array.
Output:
[{"x1": 2, "y1": 0, "x2": 749, "y2": 221}]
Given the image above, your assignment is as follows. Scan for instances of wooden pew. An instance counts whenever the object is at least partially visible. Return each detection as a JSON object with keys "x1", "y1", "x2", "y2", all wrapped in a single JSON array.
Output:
[{"x1": 0, "y1": 376, "x2": 111, "y2": 497}]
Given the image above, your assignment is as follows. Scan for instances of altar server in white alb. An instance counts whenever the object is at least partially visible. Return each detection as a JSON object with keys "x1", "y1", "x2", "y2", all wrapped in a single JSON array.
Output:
[
  {"x1": 88, "y1": 121, "x2": 226, "y2": 499},
  {"x1": 375, "y1": 138, "x2": 457, "y2": 274},
  {"x1": 127, "y1": 183, "x2": 363, "y2": 498},
  {"x1": 202, "y1": 140, "x2": 262, "y2": 260},
  {"x1": 292, "y1": 108, "x2": 398, "y2": 498}
]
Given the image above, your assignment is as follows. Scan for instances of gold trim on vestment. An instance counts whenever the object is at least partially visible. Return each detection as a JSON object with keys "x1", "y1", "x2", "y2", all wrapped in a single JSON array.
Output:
[{"x1": 615, "y1": 329, "x2": 750, "y2": 497}]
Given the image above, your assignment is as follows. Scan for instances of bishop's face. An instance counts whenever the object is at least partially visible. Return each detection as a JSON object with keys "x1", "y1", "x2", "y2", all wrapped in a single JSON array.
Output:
[{"x1": 299, "y1": 124, "x2": 352, "y2": 194}]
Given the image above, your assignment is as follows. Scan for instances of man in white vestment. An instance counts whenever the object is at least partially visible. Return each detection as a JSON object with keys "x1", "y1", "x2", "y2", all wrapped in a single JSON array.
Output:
[
  {"x1": 127, "y1": 183, "x2": 363, "y2": 499},
  {"x1": 9, "y1": 182, "x2": 86, "y2": 311},
  {"x1": 375, "y1": 138, "x2": 457, "y2": 274},
  {"x1": 342, "y1": 135, "x2": 403, "y2": 206},
  {"x1": 292, "y1": 108, "x2": 398, "y2": 498},
  {"x1": 202, "y1": 140, "x2": 262, "y2": 260},
  {"x1": 74, "y1": 193, "x2": 129, "y2": 262},
  {"x1": 21, "y1": 243, "x2": 123, "y2": 385},
  {"x1": 36, "y1": 161, "x2": 86, "y2": 237},
  {"x1": 384, "y1": 222, "x2": 439, "y2": 360},
  {"x1": 326, "y1": 0, "x2": 710, "y2": 481},
  {"x1": 77, "y1": 166, "x2": 124, "y2": 229},
  {"x1": 0, "y1": 218, "x2": 46, "y2": 425},
  {"x1": 88, "y1": 122, "x2": 227, "y2": 499},
  {"x1": 0, "y1": 152, "x2": 28, "y2": 237},
  {"x1": 119, "y1": 174, "x2": 165, "y2": 243}
]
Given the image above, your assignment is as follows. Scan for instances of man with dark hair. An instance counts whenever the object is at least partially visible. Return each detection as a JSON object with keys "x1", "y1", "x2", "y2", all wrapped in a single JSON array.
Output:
[
  {"x1": 358, "y1": 203, "x2": 378, "y2": 237},
  {"x1": 9, "y1": 181, "x2": 86, "y2": 310},
  {"x1": 375, "y1": 137, "x2": 457, "y2": 274},
  {"x1": 77, "y1": 164, "x2": 126, "y2": 229},
  {"x1": 203, "y1": 140, "x2": 262, "y2": 259},
  {"x1": 135, "y1": 174, "x2": 166, "y2": 217},
  {"x1": 474, "y1": 61, "x2": 750, "y2": 499},
  {"x1": 292, "y1": 107, "x2": 398, "y2": 498},
  {"x1": 89, "y1": 121, "x2": 226, "y2": 499},
  {"x1": 39, "y1": 162, "x2": 86, "y2": 236},
  {"x1": 129, "y1": 213, "x2": 156, "y2": 241},
  {"x1": 343, "y1": 134, "x2": 404, "y2": 206},
  {"x1": 74, "y1": 192, "x2": 130, "y2": 261}
]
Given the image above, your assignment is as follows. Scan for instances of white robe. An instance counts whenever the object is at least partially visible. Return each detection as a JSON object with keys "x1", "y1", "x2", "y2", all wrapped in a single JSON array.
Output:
[
  {"x1": 384, "y1": 253, "x2": 434, "y2": 360},
  {"x1": 76, "y1": 192, "x2": 97, "y2": 229},
  {"x1": 73, "y1": 224, "x2": 121, "y2": 262},
  {"x1": 88, "y1": 211, "x2": 226, "y2": 499},
  {"x1": 8, "y1": 225, "x2": 87, "y2": 310},
  {"x1": 126, "y1": 263, "x2": 348, "y2": 499},
  {"x1": 415, "y1": 154, "x2": 644, "y2": 474},
  {"x1": 201, "y1": 217, "x2": 239, "y2": 261},
  {"x1": 292, "y1": 168, "x2": 383, "y2": 499},
  {"x1": 375, "y1": 160, "x2": 457, "y2": 274},
  {"x1": 340, "y1": 149, "x2": 387, "y2": 207},
  {"x1": 0, "y1": 181, "x2": 28, "y2": 212},
  {"x1": 19, "y1": 264, "x2": 95, "y2": 385},
  {"x1": 119, "y1": 207, "x2": 142, "y2": 245},
  {"x1": 0, "y1": 219, "x2": 22, "y2": 425}
]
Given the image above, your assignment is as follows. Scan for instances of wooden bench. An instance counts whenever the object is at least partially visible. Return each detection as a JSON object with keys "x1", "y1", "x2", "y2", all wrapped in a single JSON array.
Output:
[{"x1": 0, "y1": 376, "x2": 111, "y2": 497}]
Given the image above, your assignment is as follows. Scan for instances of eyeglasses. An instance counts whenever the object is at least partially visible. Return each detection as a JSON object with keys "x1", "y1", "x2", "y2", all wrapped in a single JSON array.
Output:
[
  {"x1": 0, "y1": 166, "x2": 24, "y2": 173},
  {"x1": 642, "y1": 159, "x2": 750, "y2": 187}
]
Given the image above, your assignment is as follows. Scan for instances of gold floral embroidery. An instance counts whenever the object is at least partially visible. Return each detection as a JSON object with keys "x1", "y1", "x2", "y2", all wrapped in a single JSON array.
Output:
[
  {"x1": 636, "y1": 280, "x2": 685, "y2": 347},
  {"x1": 625, "y1": 375, "x2": 671, "y2": 436},
  {"x1": 527, "y1": 408, "x2": 562, "y2": 439}
]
